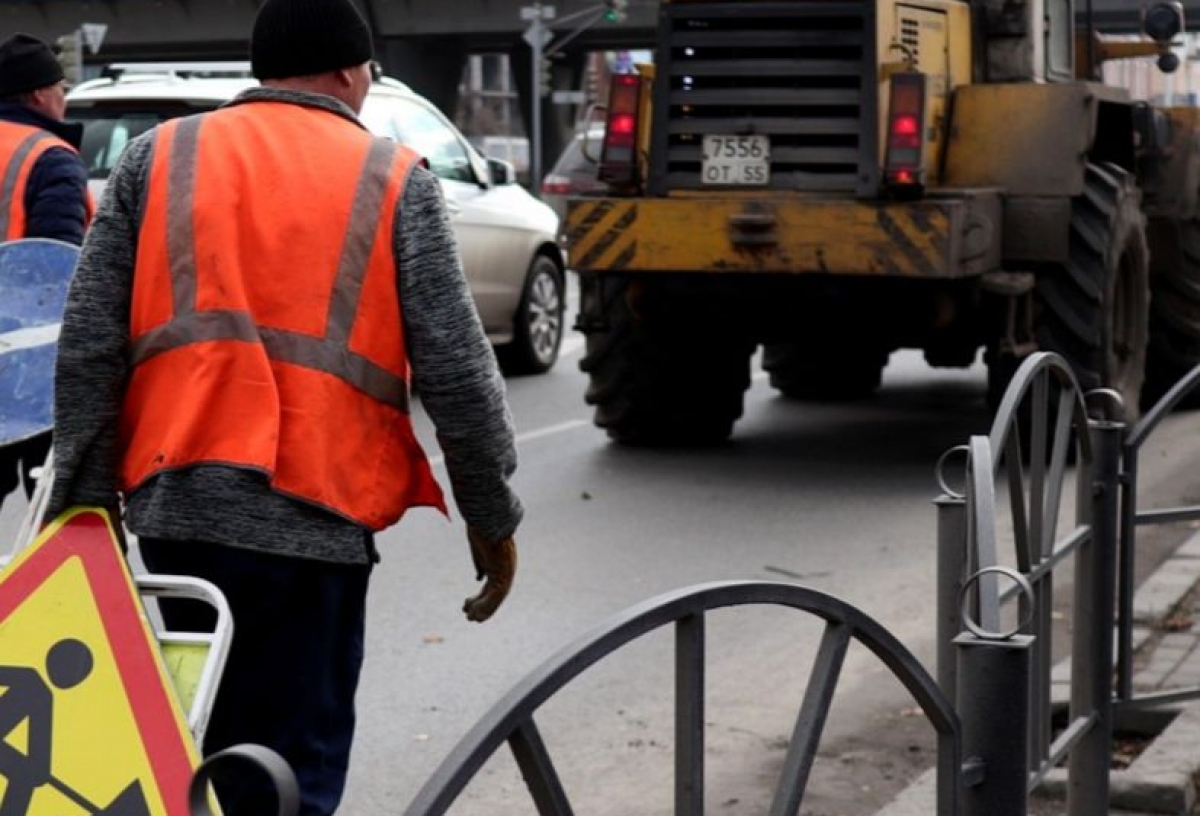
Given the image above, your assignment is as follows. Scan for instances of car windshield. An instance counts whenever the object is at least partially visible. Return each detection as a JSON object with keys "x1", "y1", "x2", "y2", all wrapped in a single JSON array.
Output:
[
  {"x1": 69, "y1": 101, "x2": 219, "y2": 180},
  {"x1": 70, "y1": 91, "x2": 482, "y2": 185},
  {"x1": 360, "y1": 94, "x2": 476, "y2": 183}
]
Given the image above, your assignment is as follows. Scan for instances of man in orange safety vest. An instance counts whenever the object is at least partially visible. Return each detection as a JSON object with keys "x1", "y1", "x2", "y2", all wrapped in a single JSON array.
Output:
[
  {"x1": 47, "y1": 1, "x2": 522, "y2": 814},
  {"x1": 0, "y1": 33, "x2": 91, "y2": 510}
]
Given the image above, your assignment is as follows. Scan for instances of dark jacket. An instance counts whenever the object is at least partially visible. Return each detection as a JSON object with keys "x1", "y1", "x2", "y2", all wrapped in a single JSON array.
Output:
[{"x1": 0, "y1": 102, "x2": 88, "y2": 245}]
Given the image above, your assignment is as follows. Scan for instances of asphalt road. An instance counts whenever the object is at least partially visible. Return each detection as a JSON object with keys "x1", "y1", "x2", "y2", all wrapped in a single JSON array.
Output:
[{"x1": 5, "y1": 296, "x2": 1200, "y2": 815}]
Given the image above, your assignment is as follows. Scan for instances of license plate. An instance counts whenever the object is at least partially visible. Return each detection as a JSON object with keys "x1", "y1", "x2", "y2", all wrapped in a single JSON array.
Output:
[{"x1": 702, "y1": 135, "x2": 770, "y2": 185}]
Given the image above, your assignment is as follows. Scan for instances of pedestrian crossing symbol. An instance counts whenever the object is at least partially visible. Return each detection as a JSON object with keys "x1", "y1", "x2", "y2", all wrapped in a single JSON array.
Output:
[{"x1": 0, "y1": 507, "x2": 200, "y2": 816}]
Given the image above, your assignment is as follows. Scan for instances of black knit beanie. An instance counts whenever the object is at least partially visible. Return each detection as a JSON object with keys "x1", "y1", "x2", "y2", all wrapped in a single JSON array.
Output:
[
  {"x1": 251, "y1": 0, "x2": 374, "y2": 80},
  {"x1": 0, "y1": 34, "x2": 65, "y2": 97}
]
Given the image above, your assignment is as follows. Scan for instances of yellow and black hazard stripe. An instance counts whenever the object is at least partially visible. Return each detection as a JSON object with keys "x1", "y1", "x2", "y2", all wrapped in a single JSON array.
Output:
[
  {"x1": 566, "y1": 200, "x2": 639, "y2": 271},
  {"x1": 564, "y1": 195, "x2": 967, "y2": 277}
]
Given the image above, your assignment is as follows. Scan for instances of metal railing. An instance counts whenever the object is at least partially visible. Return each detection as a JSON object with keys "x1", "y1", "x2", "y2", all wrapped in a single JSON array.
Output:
[
  {"x1": 403, "y1": 581, "x2": 962, "y2": 816},
  {"x1": 936, "y1": 352, "x2": 1123, "y2": 816},
  {"x1": 404, "y1": 350, "x2": 1200, "y2": 816},
  {"x1": 1115, "y1": 364, "x2": 1200, "y2": 709},
  {"x1": 169, "y1": 351, "x2": 1200, "y2": 814}
]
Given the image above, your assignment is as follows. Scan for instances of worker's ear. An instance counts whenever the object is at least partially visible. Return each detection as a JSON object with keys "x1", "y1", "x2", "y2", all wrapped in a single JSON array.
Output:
[{"x1": 28, "y1": 85, "x2": 53, "y2": 108}]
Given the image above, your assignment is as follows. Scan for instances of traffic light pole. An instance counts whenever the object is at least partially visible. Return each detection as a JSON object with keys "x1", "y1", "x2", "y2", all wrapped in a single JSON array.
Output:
[
  {"x1": 545, "y1": 8, "x2": 607, "y2": 59},
  {"x1": 521, "y1": 1, "x2": 621, "y2": 190},
  {"x1": 531, "y1": 12, "x2": 544, "y2": 190},
  {"x1": 521, "y1": 3, "x2": 553, "y2": 190},
  {"x1": 530, "y1": 34, "x2": 541, "y2": 189}
]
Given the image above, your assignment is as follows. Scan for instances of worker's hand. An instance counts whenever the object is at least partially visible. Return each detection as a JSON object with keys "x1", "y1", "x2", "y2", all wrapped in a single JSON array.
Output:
[{"x1": 462, "y1": 528, "x2": 517, "y2": 623}]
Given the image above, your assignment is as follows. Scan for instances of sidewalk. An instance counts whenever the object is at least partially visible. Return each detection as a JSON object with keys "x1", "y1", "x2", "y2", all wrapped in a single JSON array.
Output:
[
  {"x1": 1077, "y1": 530, "x2": 1200, "y2": 816},
  {"x1": 879, "y1": 530, "x2": 1200, "y2": 816}
]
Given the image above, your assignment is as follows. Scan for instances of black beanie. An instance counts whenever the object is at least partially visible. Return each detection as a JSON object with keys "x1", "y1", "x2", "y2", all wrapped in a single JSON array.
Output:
[
  {"x1": 0, "y1": 33, "x2": 65, "y2": 97},
  {"x1": 251, "y1": 0, "x2": 374, "y2": 80}
]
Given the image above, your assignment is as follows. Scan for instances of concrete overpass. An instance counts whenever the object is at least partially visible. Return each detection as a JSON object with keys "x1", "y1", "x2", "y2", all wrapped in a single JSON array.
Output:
[{"x1": 5, "y1": 0, "x2": 659, "y2": 180}]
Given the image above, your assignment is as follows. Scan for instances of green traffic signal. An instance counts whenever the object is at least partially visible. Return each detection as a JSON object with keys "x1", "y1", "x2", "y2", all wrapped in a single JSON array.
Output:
[{"x1": 603, "y1": 0, "x2": 626, "y2": 22}]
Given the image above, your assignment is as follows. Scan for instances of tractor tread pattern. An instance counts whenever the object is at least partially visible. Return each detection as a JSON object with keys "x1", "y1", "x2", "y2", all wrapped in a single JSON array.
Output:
[
  {"x1": 1146, "y1": 212, "x2": 1200, "y2": 406},
  {"x1": 1031, "y1": 162, "x2": 1149, "y2": 408},
  {"x1": 580, "y1": 278, "x2": 753, "y2": 445}
]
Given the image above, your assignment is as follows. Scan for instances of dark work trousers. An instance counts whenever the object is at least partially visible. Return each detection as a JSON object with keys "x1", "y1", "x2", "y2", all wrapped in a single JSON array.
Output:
[{"x1": 139, "y1": 537, "x2": 372, "y2": 816}]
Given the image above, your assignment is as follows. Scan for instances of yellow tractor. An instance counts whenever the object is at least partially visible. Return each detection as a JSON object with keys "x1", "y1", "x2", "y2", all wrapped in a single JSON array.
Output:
[{"x1": 565, "y1": 0, "x2": 1199, "y2": 444}]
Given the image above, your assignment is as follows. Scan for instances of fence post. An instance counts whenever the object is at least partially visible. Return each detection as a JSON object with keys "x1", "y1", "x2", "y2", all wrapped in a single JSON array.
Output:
[
  {"x1": 1116, "y1": 440, "x2": 1138, "y2": 702},
  {"x1": 957, "y1": 632, "x2": 1033, "y2": 816},
  {"x1": 1067, "y1": 416, "x2": 1123, "y2": 816},
  {"x1": 937, "y1": 494, "x2": 968, "y2": 701}
]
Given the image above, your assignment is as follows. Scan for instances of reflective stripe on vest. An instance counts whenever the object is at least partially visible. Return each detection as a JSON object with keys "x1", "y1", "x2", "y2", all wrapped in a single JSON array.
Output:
[
  {"x1": 128, "y1": 116, "x2": 408, "y2": 410},
  {"x1": 0, "y1": 124, "x2": 75, "y2": 240}
]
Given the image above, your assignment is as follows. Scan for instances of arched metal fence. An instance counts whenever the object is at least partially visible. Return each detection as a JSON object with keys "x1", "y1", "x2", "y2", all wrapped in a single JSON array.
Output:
[
  {"x1": 1116, "y1": 364, "x2": 1200, "y2": 707},
  {"x1": 936, "y1": 352, "x2": 1122, "y2": 816},
  {"x1": 179, "y1": 352, "x2": 1200, "y2": 816},
  {"x1": 402, "y1": 581, "x2": 963, "y2": 816}
]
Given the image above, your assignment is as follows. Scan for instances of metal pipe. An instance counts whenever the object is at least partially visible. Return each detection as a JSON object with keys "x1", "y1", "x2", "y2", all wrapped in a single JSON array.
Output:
[
  {"x1": 1116, "y1": 448, "x2": 1138, "y2": 701},
  {"x1": 675, "y1": 613, "x2": 705, "y2": 816},
  {"x1": 937, "y1": 494, "x2": 968, "y2": 700},
  {"x1": 1067, "y1": 417, "x2": 1122, "y2": 816},
  {"x1": 957, "y1": 632, "x2": 1033, "y2": 816}
]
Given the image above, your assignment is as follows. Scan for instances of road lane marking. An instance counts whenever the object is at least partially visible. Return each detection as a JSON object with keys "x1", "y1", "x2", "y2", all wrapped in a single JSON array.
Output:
[{"x1": 426, "y1": 419, "x2": 589, "y2": 468}]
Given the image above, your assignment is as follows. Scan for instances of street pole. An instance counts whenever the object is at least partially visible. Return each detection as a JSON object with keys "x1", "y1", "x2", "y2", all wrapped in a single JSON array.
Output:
[
  {"x1": 521, "y1": 3, "x2": 556, "y2": 190},
  {"x1": 531, "y1": 10, "x2": 543, "y2": 189},
  {"x1": 522, "y1": 2, "x2": 613, "y2": 189}
]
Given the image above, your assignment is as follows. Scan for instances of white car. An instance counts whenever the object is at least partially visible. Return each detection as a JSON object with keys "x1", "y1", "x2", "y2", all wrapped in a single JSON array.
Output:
[{"x1": 66, "y1": 64, "x2": 567, "y2": 375}]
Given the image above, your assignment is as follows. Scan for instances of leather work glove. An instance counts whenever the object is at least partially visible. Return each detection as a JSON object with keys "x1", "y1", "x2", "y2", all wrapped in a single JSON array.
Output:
[{"x1": 462, "y1": 528, "x2": 517, "y2": 623}]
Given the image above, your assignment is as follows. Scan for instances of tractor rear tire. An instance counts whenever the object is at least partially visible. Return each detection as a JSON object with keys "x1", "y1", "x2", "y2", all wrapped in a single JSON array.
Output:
[
  {"x1": 988, "y1": 162, "x2": 1149, "y2": 420},
  {"x1": 580, "y1": 277, "x2": 753, "y2": 445},
  {"x1": 1144, "y1": 216, "x2": 1200, "y2": 408},
  {"x1": 762, "y1": 342, "x2": 888, "y2": 401}
]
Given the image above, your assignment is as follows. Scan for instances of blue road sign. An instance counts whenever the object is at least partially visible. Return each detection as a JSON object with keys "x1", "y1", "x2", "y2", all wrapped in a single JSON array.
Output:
[{"x1": 0, "y1": 239, "x2": 79, "y2": 448}]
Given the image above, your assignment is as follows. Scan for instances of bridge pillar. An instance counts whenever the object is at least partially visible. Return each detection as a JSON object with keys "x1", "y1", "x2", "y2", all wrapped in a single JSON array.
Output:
[{"x1": 377, "y1": 36, "x2": 468, "y2": 119}]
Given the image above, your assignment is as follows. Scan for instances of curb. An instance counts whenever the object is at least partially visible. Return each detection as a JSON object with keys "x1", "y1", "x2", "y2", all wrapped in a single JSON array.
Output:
[
  {"x1": 876, "y1": 530, "x2": 1200, "y2": 816},
  {"x1": 1037, "y1": 704, "x2": 1200, "y2": 814}
]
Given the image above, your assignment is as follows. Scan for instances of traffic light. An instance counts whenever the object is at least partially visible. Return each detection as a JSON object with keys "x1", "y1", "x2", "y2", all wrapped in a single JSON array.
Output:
[
  {"x1": 55, "y1": 32, "x2": 83, "y2": 86},
  {"x1": 539, "y1": 56, "x2": 553, "y2": 97},
  {"x1": 603, "y1": 0, "x2": 628, "y2": 23}
]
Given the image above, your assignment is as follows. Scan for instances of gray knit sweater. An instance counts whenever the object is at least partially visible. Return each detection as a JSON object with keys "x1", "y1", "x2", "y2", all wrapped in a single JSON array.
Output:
[{"x1": 48, "y1": 88, "x2": 523, "y2": 564}]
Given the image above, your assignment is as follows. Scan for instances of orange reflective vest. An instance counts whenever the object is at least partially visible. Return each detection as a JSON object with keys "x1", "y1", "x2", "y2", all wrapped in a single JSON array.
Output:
[
  {"x1": 0, "y1": 120, "x2": 94, "y2": 240},
  {"x1": 120, "y1": 102, "x2": 446, "y2": 530}
]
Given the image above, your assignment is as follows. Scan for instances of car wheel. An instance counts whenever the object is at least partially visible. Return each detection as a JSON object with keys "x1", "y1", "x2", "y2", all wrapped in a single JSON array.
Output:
[{"x1": 497, "y1": 254, "x2": 565, "y2": 376}]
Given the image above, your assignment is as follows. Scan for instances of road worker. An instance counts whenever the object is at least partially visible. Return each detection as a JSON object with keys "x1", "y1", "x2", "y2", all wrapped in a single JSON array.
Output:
[
  {"x1": 0, "y1": 33, "x2": 91, "y2": 509},
  {"x1": 46, "y1": 0, "x2": 522, "y2": 813}
]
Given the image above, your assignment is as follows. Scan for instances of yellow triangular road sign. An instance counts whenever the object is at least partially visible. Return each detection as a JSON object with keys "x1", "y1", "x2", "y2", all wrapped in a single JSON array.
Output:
[{"x1": 0, "y1": 507, "x2": 200, "y2": 816}]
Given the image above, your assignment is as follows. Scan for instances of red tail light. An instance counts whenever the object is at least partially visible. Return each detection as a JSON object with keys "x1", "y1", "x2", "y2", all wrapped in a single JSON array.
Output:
[
  {"x1": 599, "y1": 74, "x2": 643, "y2": 185},
  {"x1": 609, "y1": 113, "x2": 636, "y2": 141},
  {"x1": 541, "y1": 175, "x2": 573, "y2": 195},
  {"x1": 884, "y1": 72, "x2": 927, "y2": 194}
]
